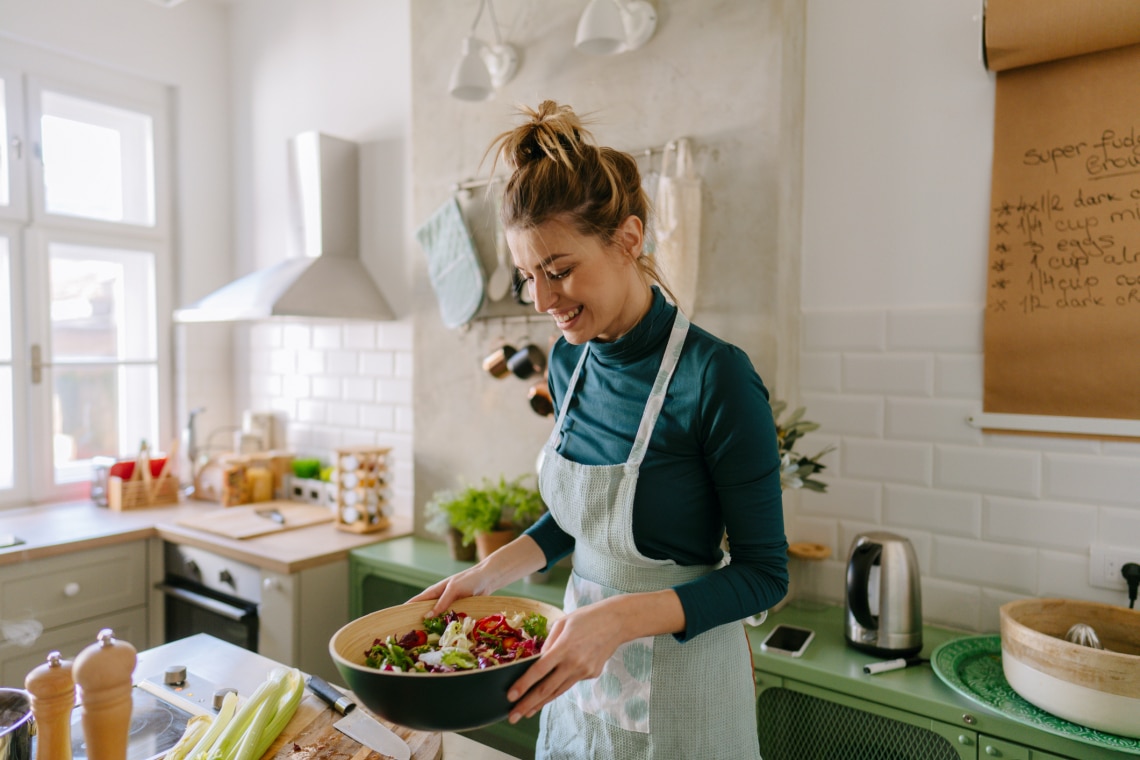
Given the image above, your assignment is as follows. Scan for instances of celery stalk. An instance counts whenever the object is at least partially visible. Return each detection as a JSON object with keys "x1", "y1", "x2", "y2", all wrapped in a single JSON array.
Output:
[
  {"x1": 185, "y1": 691, "x2": 237, "y2": 760},
  {"x1": 203, "y1": 669, "x2": 284, "y2": 760},
  {"x1": 231, "y1": 691, "x2": 276, "y2": 760},
  {"x1": 163, "y1": 714, "x2": 212, "y2": 760},
  {"x1": 252, "y1": 667, "x2": 306, "y2": 758}
]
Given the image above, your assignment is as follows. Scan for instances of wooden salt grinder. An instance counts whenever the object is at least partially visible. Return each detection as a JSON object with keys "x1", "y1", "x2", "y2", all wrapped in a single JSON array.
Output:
[
  {"x1": 73, "y1": 629, "x2": 137, "y2": 760},
  {"x1": 25, "y1": 650, "x2": 75, "y2": 760}
]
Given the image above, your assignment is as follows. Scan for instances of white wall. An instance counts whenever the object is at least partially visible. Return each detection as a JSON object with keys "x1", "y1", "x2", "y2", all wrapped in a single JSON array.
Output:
[
  {"x1": 800, "y1": 0, "x2": 1140, "y2": 630},
  {"x1": 227, "y1": 0, "x2": 416, "y2": 517},
  {"x1": 0, "y1": 0, "x2": 235, "y2": 459}
]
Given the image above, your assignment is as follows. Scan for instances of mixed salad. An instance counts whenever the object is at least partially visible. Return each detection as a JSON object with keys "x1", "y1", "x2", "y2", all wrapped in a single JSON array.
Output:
[{"x1": 364, "y1": 609, "x2": 549, "y2": 673}]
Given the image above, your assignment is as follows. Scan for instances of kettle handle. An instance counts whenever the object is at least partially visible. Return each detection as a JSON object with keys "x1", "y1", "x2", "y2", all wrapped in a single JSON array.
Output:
[{"x1": 846, "y1": 541, "x2": 880, "y2": 630}]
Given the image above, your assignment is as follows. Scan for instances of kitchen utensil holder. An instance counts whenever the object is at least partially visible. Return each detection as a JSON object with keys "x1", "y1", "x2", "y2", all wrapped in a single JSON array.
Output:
[
  {"x1": 333, "y1": 445, "x2": 393, "y2": 534},
  {"x1": 107, "y1": 473, "x2": 179, "y2": 511}
]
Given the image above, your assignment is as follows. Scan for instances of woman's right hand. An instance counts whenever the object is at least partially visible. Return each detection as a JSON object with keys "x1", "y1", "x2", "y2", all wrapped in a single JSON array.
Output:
[
  {"x1": 407, "y1": 534, "x2": 548, "y2": 618},
  {"x1": 407, "y1": 565, "x2": 495, "y2": 617}
]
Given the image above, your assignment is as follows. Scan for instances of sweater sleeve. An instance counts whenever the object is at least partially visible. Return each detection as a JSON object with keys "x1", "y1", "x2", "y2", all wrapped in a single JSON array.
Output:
[
  {"x1": 670, "y1": 345, "x2": 789, "y2": 641},
  {"x1": 523, "y1": 511, "x2": 576, "y2": 571}
]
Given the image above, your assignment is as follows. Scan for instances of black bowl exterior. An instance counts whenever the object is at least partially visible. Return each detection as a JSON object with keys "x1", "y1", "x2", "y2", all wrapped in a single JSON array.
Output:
[{"x1": 334, "y1": 656, "x2": 539, "y2": 732}]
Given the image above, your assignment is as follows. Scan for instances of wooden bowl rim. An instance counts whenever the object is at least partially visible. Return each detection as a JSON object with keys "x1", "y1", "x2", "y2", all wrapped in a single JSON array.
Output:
[
  {"x1": 1000, "y1": 598, "x2": 1140, "y2": 665},
  {"x1": 330, "y1": 595, "x2": 565, "y2": 679}
]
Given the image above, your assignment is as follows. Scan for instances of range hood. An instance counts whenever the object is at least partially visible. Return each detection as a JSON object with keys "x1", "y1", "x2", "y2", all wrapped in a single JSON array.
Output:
[{"x1": 174, "y1": 132, "x2": 395, "y2": 323}]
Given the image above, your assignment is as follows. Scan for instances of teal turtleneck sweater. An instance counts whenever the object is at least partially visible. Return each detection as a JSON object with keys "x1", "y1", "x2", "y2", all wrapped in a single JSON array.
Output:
[{"x1": 525, "y1": 288, "x2": 789, "y2": 641}]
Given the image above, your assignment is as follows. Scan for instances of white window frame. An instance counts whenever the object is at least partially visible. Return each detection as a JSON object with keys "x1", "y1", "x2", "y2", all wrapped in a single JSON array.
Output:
[
  {"x1": 0, "y1": 64, "x2": 28, "y2": 223},
  {"x1": 0, "y1": 38, "x2": 174, "y2": 507}
]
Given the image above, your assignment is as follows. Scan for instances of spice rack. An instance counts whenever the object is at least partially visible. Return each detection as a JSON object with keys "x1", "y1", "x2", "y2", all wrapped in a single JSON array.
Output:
[{"x1": 333, "y1": 445, "x2": 393, "y2": 533}]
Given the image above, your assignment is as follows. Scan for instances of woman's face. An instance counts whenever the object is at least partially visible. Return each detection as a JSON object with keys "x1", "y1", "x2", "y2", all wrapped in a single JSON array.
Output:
[{"x1": 508, "y1": 216, "x2": 649, "y2": 344}]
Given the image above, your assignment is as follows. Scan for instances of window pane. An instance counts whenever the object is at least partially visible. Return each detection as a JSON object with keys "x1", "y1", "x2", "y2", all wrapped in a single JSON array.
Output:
[
  {"x1": 40, "y1": 90, "x2": 155, "y2": 226},
  {"x1": 52, "y1": 364, "x2": 158, "y2": 482},
  {"x1": 0, "y1": 237, "x2": 10, "y2": 361},
  {"x1": 49, "y1": 242, "x2": 156, "y2": 362},
  {"x1": 0, "y1": 77, "x2": 8, "y2": 208},
  {"x1": 0, "y1": 367, "x2": 10, "y2": 490}
]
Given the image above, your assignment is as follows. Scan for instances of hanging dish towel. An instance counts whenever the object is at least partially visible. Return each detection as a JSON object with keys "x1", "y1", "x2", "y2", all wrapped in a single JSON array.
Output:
[
  {"x1": 654, "y1": 138, "x2": 702, "y2": 316},
  {"x1": 416, "y1": 196, "x2": 485, "y2": 328}
]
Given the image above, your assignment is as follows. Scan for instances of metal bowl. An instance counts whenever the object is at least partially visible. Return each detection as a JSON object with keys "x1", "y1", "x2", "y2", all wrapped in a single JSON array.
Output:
[{"x1": 329, "y1": 595, "x2": 564, "y2": 731}]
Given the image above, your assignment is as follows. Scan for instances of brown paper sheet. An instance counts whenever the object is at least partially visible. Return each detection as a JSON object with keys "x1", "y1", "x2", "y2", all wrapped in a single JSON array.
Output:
[
  {"x1": 983, "y1": 0, "x2": 1140, "y2": 423},
  {"x1": 985, "y1": 0, "x2": 1140, "y2": 71}
]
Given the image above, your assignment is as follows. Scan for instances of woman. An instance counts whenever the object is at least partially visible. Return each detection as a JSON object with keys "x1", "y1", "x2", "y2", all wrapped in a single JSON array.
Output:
[{"x1": 412, "y1": 101, "x2": 788, "y2": 759}]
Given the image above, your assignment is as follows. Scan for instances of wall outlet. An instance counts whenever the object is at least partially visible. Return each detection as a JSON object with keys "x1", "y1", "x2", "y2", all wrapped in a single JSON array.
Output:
[{"x1": 1089, "y1": 545, "x2": 1139, "y2": 591}]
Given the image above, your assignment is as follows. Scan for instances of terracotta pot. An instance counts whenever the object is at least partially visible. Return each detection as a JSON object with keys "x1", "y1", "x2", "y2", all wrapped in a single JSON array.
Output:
[
  {"x1": 445, "y1": 528, "x2": 476, "y2": 562},
  {"x1": 474, "y1": 528, "x2": 516, "y2": 561}
]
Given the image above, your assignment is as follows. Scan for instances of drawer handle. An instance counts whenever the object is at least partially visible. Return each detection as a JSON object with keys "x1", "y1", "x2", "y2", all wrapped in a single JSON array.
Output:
[
  {"x1": 958, "y1": 735, "x2": 974, "y2": 746},
  {"x1": 984, "y1": 747, "x2": 1001, "y2": 757},
  {"x1": 63, "y1": 582, "x2": 80, "y2": 597}
]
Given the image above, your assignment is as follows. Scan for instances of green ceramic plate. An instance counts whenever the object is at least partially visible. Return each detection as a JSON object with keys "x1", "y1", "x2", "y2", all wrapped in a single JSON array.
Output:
[{"x1": 931, "y1": 635, "x2": 1140, "y2": 755}]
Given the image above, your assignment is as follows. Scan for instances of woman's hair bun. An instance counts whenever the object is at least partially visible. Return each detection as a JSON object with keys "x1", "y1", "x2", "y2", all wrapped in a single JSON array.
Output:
[{"x1": 503, "y1": 100, "x2": 593, "y2": 170}]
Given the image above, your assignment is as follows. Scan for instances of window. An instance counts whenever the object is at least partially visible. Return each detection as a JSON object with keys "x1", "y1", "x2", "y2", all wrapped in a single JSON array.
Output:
[{"x1": 0, "y1": 39, "x2": 172, "y2": 505}]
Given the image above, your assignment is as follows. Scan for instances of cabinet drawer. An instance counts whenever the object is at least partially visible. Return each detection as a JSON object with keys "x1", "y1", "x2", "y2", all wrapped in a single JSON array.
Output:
[
  {"x1": 0, "y1": 606, "x2": 147, "y2": 686},
  {"x1": 0, "y1": 542, "x2": 147, "y2": 631}
]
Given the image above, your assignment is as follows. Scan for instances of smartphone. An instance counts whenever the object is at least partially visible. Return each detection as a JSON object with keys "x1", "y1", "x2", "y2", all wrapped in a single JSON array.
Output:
[{"x1": 760, "y1": 624, "x2": 815, "y2": 657}]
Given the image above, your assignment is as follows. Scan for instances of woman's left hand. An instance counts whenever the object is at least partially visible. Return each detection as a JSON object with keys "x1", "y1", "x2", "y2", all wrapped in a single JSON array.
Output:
[{"x1": 505, "y1": 589, "x2": 686, "y2": 723}]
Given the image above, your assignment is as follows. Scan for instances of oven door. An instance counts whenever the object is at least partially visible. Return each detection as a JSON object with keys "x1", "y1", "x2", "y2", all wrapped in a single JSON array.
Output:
[{"x1": 157, "y1": 576, "x2": 259, "y2": 651}]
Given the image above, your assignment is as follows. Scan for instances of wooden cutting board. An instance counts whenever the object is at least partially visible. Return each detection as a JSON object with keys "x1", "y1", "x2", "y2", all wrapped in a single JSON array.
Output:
[
  {"x1": 178, "y1": 502, "x2": 334, "y2": 540},
  {"x1": 262, "y1": 693, "x2": 442, "y2": 759}
]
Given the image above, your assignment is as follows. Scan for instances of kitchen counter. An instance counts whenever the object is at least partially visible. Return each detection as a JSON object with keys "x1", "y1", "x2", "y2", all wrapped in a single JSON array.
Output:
[
  {"x1": 136, "y1": 633, "x2": 518, "y2": 759},
  {"x1": 0, "y1": 499, "x2": 412, "y2": 574}
]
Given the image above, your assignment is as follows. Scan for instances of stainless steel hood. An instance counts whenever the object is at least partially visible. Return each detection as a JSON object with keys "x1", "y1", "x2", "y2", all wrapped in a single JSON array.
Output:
[{"x1": 174, "y1": 132, "x2": 395, "y2": 323}]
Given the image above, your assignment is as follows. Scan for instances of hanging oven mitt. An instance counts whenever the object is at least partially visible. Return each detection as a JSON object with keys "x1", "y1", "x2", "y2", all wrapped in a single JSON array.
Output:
[
  {"x1": 654, "y1": 138, "x2": 702, "y2": 316},
  {"x1": 416, "y1": 196, "x2": 485, "y2": 328}
]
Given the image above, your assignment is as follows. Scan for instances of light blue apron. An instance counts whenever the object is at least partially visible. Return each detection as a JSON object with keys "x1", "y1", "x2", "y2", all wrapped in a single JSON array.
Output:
[{"x1": 536, "y1": 311, "x2": 761, "y2": 759}]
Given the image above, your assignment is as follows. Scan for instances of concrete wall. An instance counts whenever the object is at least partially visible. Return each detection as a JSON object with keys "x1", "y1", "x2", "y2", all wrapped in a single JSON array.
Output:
[{"x1": 409, "y1": 0, "x2": 801, "y2": 527}]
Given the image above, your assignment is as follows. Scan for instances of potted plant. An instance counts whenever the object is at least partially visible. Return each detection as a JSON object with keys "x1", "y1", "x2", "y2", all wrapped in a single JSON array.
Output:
[
  {"x1": 424, "y1": 474, "x2": 547, "y2": 562},
  {"x1": 424, "y1": 488, "x2": 477, "y2": 561}
]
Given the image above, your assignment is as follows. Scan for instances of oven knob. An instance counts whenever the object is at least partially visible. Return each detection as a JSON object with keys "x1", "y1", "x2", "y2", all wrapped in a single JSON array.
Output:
[
  {"x1": 213, "y1": 688, "x2": 238, "y2": 711},
  {"x1": 219, "y1": 569, "x2": 236, "y2": 590},
  {"x1": 186, "y1": 560, "x2": 201, "y2": 580},
  {"x1": 164, "y1": 665, "x2": 187, "y2": 686}
]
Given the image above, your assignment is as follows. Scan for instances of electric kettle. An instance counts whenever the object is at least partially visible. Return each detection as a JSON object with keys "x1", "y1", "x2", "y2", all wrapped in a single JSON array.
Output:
[{"x1": 844, "y1": 531, "x2": 923, "y2": 657}]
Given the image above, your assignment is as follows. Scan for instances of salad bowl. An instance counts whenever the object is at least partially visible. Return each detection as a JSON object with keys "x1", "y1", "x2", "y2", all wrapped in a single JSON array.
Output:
[{"x1": 329, "y1": 595, "x2": 565, "y2": 731}]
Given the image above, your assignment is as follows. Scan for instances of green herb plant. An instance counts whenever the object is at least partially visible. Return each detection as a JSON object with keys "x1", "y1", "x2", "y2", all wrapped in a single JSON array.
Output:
[
  {"x1": 771, "y1": 399, "x2": 834, "y2": 492},
  {"x1": 424, "y1": 474, "x2": 547, "y2": 547}
]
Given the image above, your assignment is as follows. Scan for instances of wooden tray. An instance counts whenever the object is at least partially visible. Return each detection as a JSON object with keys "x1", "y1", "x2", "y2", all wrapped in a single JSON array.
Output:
[{"x1": 177, "y1": 502, "x2": 334, "y2": 540}]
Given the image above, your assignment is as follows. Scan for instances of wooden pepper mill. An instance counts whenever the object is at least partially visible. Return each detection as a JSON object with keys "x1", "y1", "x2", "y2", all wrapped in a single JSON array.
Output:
[
  {"x1": 25, "y1": 650, "x2": 75, "y2": 760},
  {"x1": 73, "y1": 629, "x2": 136, "y2": 760}
]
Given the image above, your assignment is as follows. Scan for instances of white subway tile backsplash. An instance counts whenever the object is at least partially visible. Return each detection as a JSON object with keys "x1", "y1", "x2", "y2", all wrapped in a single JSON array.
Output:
[
  {"x1": 800, "y1": 479, "x2": 880, "y2": 522},
  {"x1": 883, "y1": 485, "x2": 981, "y2": 538},
  {"x1": 360, "y1": 351, "x2": 395, "y2": 377},
  {"x1": 935, "y1": 446, "x2": 1040, "y2": 497},
  {"x1": 984, "y1": 432, "x2": 1100, "y2": 455},
  {"x1": 1038, "y1": 550, "x2": 1125, "y2": 605},
  {"x1": 359, "y1": 404, "x2": 395, "y2": 431},
  {"x1": 886, "y1": 307, "x2": 982, "y2": 352},
  {"x1": 295, "y1": 349, "x2": 326, "y2": 375},
  {"x1": 281, "y1": 374, "x2": 313, "y2": 400},
  {"x1": 1097, "y1": 506, "x2": 1140, "y2": 547},
  {"x1": 378, "y1": 320, "x2": 413, "y2": 351},
  {"x1": 325, "y1": 350, "x2": 357, "y2": 375},
  {"x1": 980, "y1": 588, "x2": 1026, "y2": 633},
  {"x1": 327, "y1": 401, "x2": 360, "y2": 428},
  {"x1": 377, "y1": 377, "x2": 413, "y2": 405},
  {"x1": 268, "y1": 348, "x2": 296, "y2": 375},
  {"x1": 394, "y1": 351, "x2": 414, "y2": 378},
  {"x1": 843, "y1": 354, "x2": 932, "y2": 396},
  {"x1": 343, "y1": 323, "x2": 377, "y2": 349},
  {"x1": 921, "y1": 578, "x2": 982, "y2": 632},
  {"x1": 343, "y1": 376, "x2": 376, "y2": 402},
  {"x1": 312, "y1": 324, "x2": 342, "y2": 350},
  {"x1": 842, "y1": 439, "x2": 932, "y2": 485},
  {"x1": 295, "y1": 400, "x2": 327, "y2": 424},
  {"x1": 802, "y1": 310, "x2": 885, "y2": 351},
  {"x1": 801, "y1": 393, "x2": 883, "y2": 437},
  {"x1": 1045, "y1": 453, "x2": 1140, "y2": 506},
  {"x1": 932, "y1": 536, "x2": 1037, "y2": 594},
  {"x1": 886, "y1": 399, "x2": 981, "y2": 444},
  {"x1": 310, "y1": 376, "x2": 340, "y2": 400},
  {"x1": 984, "y1": 496, "x2": 1095, "y2": 551},
  {"x1": 799, "y1": 352, "x2": 841, "y2": 392},
  {"x1": 786, "y1": 515, "x2": 839, "y2": 554},
  {"x1": 282, "y1": 324, "x2": 311, "y2": 350},
  {"x1": 934, "y1": 354, "x2": 983, "y2": 398},
  {"x1": 395, "y1": 405, "x2": 414, "y2": 433}
]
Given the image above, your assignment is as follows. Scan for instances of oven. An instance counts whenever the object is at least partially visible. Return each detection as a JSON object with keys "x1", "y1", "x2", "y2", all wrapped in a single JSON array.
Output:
[{"x1": 157, "y1": 543, "x2": 260, "y2": 652}]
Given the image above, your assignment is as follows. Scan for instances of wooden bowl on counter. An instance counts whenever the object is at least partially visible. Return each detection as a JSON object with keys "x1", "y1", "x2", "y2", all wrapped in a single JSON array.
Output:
[
  {"x1": 999, "y1": 598, "x2": 1140, "y2": 738},
  {"x1": 329, "y1": 595, "x2": 564, "y2": 732}
]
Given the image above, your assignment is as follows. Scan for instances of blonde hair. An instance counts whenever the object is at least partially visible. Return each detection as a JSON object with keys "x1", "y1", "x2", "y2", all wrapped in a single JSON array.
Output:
[{"x1": 486, "y1": 100, "x2": 676, "y2": 302}]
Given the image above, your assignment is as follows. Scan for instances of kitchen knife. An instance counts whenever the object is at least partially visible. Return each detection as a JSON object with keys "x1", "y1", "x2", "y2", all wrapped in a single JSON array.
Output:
[{"x1": 307, "y1": 674, "x2": 411, "y2": 760}]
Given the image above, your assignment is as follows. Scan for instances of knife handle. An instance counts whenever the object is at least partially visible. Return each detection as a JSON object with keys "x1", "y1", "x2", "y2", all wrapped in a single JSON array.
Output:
[{"x1": 307, "y1": 674, "x2": 356, "y2": 715}]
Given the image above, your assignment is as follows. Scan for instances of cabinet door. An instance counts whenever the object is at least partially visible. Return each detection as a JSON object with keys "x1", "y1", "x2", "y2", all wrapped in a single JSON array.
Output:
[
  {"x1": 0, "y1": 606, "x2": 145, "y2": 685},
  {"x1": 756, "y1": 678, "x2": 975, "y2": 760}
]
